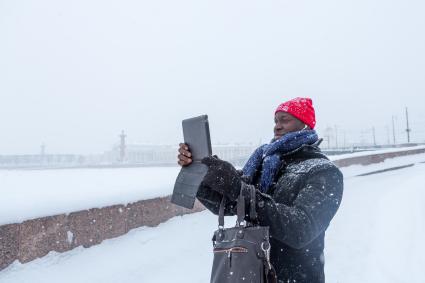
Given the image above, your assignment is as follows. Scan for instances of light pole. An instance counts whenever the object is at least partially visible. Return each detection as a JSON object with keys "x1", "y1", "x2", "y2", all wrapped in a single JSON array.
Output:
[
  {"x1": 392, "y1": 116, "x2": 396, "y2": 145},
  {"x1": 405, "y1": 107, "x2": 411, "y2": 143}
]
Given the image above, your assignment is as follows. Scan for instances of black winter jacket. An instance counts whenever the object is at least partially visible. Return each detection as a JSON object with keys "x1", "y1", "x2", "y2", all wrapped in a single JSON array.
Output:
[{"x1": 197, "y1": 144, "x2": 343, "y2": 283}]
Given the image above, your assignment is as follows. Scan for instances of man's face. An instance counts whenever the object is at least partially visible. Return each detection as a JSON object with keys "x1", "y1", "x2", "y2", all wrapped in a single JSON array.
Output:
[{"x1": 274, "y1": 111, "x2": 306, "y2": 140}]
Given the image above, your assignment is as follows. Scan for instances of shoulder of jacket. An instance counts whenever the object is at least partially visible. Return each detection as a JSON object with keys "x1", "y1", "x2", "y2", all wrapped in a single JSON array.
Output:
[{"x1": 286, "y1": 157, "x2": 339, "y2": 175}]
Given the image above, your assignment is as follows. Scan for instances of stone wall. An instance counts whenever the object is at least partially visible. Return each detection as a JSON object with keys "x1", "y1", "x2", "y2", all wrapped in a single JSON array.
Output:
[
  {"x1": 1, "y1": 147, "x2": 424, "y2": 271},
  {"x1": 0, "y1": 196, "x2": 203, "y2": 270}
]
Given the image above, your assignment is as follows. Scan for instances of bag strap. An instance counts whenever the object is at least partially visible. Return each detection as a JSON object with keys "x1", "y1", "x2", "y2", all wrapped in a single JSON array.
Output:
[
  {"x1": 236, "y1": 194, "x2": 245, "y2": 226},
  {"x1": 218, "y1": 186, "x2": 255, "y2": 228},
  {"x1": 249, "y1": 185, "x2": 257, "y2": 221},
  {"x1": 218, "y1": 197, "x2": 225, "y2": 228}
]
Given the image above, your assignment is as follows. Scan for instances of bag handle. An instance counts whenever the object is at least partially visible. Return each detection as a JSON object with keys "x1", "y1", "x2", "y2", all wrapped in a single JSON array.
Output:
[
  {"x1": 218, "y1": 185, "x2": 258, "y2": 228},
  {"x1": 218, "y1": 197, "x2": 225, "y2": 228},
  {"x1": 249, "y1": 185, "x2": 257, "y2": 221},
  {"x1": 236, "y1": 194, "x2": 246, "y2": 226}
]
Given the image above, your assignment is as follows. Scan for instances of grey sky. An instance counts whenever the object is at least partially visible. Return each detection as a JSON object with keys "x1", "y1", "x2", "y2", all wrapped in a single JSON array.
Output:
[{"x1": 1, "y1": 0, "x2": 424, "y2": 154}]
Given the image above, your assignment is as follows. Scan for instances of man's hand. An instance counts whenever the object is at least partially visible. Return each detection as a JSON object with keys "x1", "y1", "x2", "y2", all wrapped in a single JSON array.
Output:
[
  {"x1": 201, "y1": 156, "x2": 241, "y2": 202},
  {"x1": 177, "y1": 143, "x2": 192, "y2": 166}
]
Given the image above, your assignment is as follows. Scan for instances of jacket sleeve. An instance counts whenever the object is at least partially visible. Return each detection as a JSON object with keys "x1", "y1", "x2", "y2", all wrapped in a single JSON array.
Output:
[
  {"x1": 255, "y1": 166, "x2": 343, "y2": 249},
  {"x1": 196, "y1": 183, "x2": 237, "y2": 216},
  {"x1": 195, "y1": 168, "x2": 245, "y2": 215}
]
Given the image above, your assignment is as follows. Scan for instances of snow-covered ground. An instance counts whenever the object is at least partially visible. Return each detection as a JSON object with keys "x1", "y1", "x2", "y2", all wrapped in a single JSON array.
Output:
[
  {"x1": 1, "y1": 156, "x2": 424, "y2": 282},
  {"x1": 325, "y1": 162, "x2": 425, "y2": 283},
  {"x1": 1, "y1": 148, "x2": 425, "y2": 225},
  {"x1": 0, "y1": 167, "x2": 180, "y2": 225}
]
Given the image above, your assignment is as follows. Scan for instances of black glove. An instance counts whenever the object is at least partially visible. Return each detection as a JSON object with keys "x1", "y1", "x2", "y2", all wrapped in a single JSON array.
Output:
[{"x1": 201, "y1": 156, "x2": 242, "y2": 202}]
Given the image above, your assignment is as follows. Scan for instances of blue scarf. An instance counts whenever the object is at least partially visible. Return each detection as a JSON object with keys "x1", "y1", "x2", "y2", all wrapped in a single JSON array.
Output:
[{"x1": 242, "y1": 130, "x2": 319, "y2": 193}]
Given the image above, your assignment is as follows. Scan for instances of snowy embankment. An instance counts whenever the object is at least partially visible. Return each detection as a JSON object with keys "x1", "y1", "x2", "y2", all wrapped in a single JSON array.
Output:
[
  {"x1": 0, "y1": 167, "x2": 180, "y2": 225},
  {"x1": 1, "y1": 157, "x2": 424, "y2": 282},
  {"x1": 0, "y1": 147, "x2": 425, "y2": 225}
]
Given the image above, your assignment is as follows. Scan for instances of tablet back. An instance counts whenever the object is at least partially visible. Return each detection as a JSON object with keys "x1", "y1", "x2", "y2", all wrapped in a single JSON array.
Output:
[{"x1": 171, "y1": 115, "x2": 212, "y2": 209}]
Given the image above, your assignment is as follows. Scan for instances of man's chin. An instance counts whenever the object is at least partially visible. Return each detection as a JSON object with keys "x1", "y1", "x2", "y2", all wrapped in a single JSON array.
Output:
[{"x1": 273, "y1": 133, "x2": 289, "y2": 141}]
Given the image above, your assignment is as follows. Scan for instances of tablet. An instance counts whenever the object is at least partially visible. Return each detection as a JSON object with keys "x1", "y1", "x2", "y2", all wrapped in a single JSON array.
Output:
[{"x1": 171, "y1": 115, "x2": 212, "y2": 209}]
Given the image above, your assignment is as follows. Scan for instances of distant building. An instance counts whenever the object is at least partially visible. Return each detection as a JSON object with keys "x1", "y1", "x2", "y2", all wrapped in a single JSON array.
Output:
[
  {"x1": 212, "y1": 144, "x2": 258, "y2": 166},
  {"x1": 104, "y1": 143, "x2": 259, "y2": 166},
  {"x1": 0, "y1": 143, "x2": 258, "y2": 168},
  {"x1": 0, "y1": 154, "x2": 84, "y2": 168},
  {"x1": 104, "y1": 144, "x2": 177, "y2": 165}
]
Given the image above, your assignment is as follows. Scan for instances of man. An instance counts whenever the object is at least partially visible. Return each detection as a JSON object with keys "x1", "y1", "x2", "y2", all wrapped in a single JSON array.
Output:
[{"x1": 178, "y1": 97, "x2": 343, "y2": 282}]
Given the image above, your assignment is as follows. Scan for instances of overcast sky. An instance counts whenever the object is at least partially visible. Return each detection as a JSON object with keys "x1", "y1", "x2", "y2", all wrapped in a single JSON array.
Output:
[{"x1": 1, "y1": 0, "x2": 424, "y2": 154}]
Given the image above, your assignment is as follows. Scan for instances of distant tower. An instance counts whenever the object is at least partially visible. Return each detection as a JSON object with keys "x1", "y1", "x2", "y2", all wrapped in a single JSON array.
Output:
[
  {"x1": 119, "y1": 130, "x2": 126, "y2": 162},
  {"x1": 40, "y1": 143, "x2": 46, "y2": 156},
  {"x1": 40, "y1": 143, "x2": 46, "y2": 164}
]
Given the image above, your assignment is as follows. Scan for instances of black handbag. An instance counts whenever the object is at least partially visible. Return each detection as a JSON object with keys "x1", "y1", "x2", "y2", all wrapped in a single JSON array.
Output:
[{"x1": 210, "y1": 187, "x2": 277, "y2": 283}]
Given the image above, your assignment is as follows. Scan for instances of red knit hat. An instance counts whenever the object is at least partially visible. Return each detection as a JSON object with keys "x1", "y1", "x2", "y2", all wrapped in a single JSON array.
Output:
[{"x1": 275, "y1": 97, "x2": 316, "y2": 129}]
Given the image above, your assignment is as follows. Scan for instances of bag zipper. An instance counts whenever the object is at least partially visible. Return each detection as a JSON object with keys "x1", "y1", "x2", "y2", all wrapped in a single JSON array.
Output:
[
  {"x1": 213, "y1": 247, "x2": 248, "y2": 268},
  {"x1": 213, "y1": 247, "x2": 248, "y2": 253}
]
